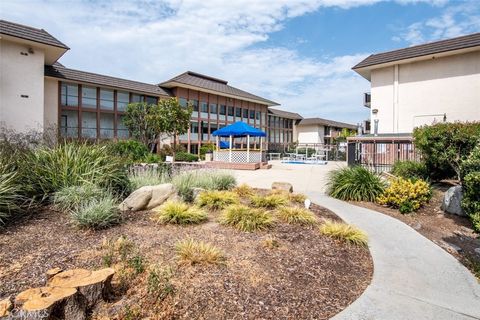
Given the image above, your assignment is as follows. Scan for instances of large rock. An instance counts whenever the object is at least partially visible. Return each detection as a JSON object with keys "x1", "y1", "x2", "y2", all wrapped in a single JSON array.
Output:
[
  {"x1": 119, "y1": 183, "x2": 176, "y2": 212},
  {"x1": 441, "y1": 186, "x2": 466, "y2": 217},
  {"x1": 271, "y1": 182, "x2": 293, "y2": 193}
]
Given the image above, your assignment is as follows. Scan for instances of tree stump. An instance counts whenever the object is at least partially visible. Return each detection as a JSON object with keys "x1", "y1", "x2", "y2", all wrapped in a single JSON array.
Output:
[
  {"x1": 0, "y1": 297, "x2": 13, "y2": 317},
  {"x1": 15, "y1": 286, "x2": 86, "y2": 320},
  {"x1": 47, "y1": 268, "x2": 115, "y2": 309},
  {"x1": 46, "y1": 267, "x2": 63, "y2": 280}
]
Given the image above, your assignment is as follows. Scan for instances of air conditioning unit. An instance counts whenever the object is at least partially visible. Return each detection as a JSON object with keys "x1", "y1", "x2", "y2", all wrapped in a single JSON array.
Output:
[{"x1": 363, "y1": 92, "x2": 371, "y2": 108}]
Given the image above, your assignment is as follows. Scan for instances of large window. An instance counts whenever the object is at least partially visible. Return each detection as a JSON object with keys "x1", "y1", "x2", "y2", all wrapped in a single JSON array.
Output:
[
  {"x1": 210, "y1": 103, "x2": 218, "y2": 120},
  {"x1": 82, "y1": 86, "x2": 97, "y2": 109},
  {"x1": 117, "y1": 115, "x2": 129, "y2": 139},
  {"x1": 61, "y1": 83, "x2": 78, "y2": 107},
  {"x1": 117, "y1": 91, "x2": 129, "y2": 112},
  {"x1": 81, "y1": 112, "x2": 97, "y2": 138},
  {"x1": 131, "y1": 94, "x2": 143, "y2": 103},
  {"x1": 201, "y1": 121, "x2": 209, "y2": 141},
  {"x1": 235, "y1": 107, "x2": 242, "y2": 118},
  {"x1": 190, "y1": 121, "x2": 199, "y2": 141},
  {"x1": 190, "y1": 99, "x2": 199, "y2": 118},
  {"x1": 100, "y1": 113, "x2": 114, "y2": 139},
  {"x1": 200, "y1": 102, "x2": 208, "y2": 119},
  {"x1": 219, "y1": 105, "x2": 226, "y2": 115},
  {"x1": 100, "y1": 89, "x2": 114, "y2": 110},
  {"x1": 249, "y1": 110, "x2": 255, "y2": 119},
  {"x1": 60, "y1": 110, "x2": 78, "y2": 137},
  {"x1": 243, "y1": 109, "x2": 249, "y2": 119},
  {"x1": 146, "y1": 96, "x2": 157, "y2": 105}
]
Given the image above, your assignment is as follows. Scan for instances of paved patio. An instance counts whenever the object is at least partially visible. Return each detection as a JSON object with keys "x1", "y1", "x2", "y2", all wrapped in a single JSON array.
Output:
[{"x1": 233, "y1": 161, "x2": 480, "y2": 320}]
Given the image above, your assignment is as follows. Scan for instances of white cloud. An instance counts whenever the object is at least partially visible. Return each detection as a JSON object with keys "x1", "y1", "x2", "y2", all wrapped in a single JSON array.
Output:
[
  {"x1": 396, "y1": 2, "x2": 480, "y2": 45},
  {"x1": 0, "y1": 0, "x2": 443, "y2": 123}
]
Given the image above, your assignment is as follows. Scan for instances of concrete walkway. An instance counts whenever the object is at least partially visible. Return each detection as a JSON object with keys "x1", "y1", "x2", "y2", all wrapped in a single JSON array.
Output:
[{"x1": 234, "y1": 162, "x2": 480, "y2": 320}]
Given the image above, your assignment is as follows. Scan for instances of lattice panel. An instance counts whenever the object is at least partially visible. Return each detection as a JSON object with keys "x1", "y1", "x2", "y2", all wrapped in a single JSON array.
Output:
[{"x1": 214, "y1": 151, "x2": 262, "y2": 163}]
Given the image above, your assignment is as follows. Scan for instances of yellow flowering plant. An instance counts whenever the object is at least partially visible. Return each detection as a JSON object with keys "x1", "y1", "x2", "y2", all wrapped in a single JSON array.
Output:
[{"x1": 377, "y1": 177, "x2": 432, "y2": 214}]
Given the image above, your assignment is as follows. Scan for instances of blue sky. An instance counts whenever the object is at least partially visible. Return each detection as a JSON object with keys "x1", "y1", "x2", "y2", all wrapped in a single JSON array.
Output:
[{"x1": 1, "y1": 0, "x2": 479, "y2": 124}]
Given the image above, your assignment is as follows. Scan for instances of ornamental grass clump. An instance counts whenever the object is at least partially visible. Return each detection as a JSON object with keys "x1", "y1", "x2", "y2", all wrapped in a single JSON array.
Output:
[
  {"x1": 377, "y1": 177, "x2": 432, "y2": 214},
  {"x1": 172, "y1": 170, "x2": 236, "y2": 202},
  {"x1": 175, "y1": 239, "x2": 224, "y2": 265},
  {"x1": 327, "y1": 166, "x2": 385, "y2": 202},
  {"x1": 221, "y1": 204, "x2": 274, "y2": 232},
  {"x1": 319, "y1": 220, "x2": 368, "y2": 247},
  {"x1": 128, "y1": 169, "x2": 170, "y2": 190},
  {"x1": 152, "y1": 200, "x2": 208, "y2": 225},
  {"x1": 288, "y1": 193, "x2": 307, "y2": 204},
  {"x1": 196, "y1": 190, "x2": 239, "y2": 210},
  {"x1": 0, "y1": 168, "x2": 25, "y2": 224},
  {"x1": 233, "y1": 184, "x2": 254, "y2": 197},
  {"x1": 70, "y1": 194, "x2": 120, "y2": 229},
  {"x1": 250, "y1": 194, "x2": 289, "y2": 209},
  {"x1": 277, "y1": 207, "x2": 317, "y2": 225},
  {"x1": 53, "y1": 184, "x2": 107, "y2": 212}
]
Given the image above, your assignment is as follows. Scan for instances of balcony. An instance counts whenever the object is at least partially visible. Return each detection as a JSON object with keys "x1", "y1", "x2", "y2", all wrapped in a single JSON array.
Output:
[{"x1": 363, "y1": 92, "x2": 371, "y2": 108}]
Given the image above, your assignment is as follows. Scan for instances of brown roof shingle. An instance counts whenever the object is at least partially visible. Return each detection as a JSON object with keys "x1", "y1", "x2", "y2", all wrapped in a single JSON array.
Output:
[
  {"x1": 299, "y1": 118, "x2": 357, "y2": 130},
  {"x1": 268, "y1": 108, "x2": 303, "y2": 120},
  {"x1": 45, "y1": 65, "x2": 171, "y2": 97},
  {"x1": 353, "y1": 32, "x2": 480, "y2": 69},
  {"x1": 160, "y1": 71, "x2": 279, "y2": 106},
  {"x1": 0, "y1": 20, "x2": 69, "y2": 49}
]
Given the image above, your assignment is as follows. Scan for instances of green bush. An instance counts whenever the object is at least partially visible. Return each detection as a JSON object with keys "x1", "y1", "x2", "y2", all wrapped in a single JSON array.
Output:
[
  {"x1": 107, "y1": 140, "x2": 149, "y2": 163},
  {"x1": 70, "y1": 195, "x2": 120, "y2": 229},
  {"x1": 220, "y1": 204, "x2": 273, "y2": 232},
  {"x1": 22, "y1": 142, "x2": 130, "y2": 200},
  {"x1": 152, "y1": 200, "x2": 207, "y2": 225},
  {"x1": 172, "y1": 170, "x2": 236, "y2": 202},
  {"x1": 377, "y1": 178, "x2": 432, "y2": 214},
  {"x1": 53, "y1": 184, "x2": 106, "y2": 212},
  {"x1": 391, "y1": 160, "x2": 428, "y2": 181},
  {"x1": 413, "y1": 122, "x2": 480, "y2": 180},
  {"x1": 0, "y1": 166, "x2": 24, "y2": 224},
  {"x1": 175, "y1": 152, "x2": 199, "y2": 162},
  {"x1": 327, "y1": 166, "x2": 385, "y2": 202},
  {"x1": 200, "y1": 143, "x2": 215, "y2": 156},
  {"x1": 461, "y1": 145, "x2": 480, "y2": 232}
]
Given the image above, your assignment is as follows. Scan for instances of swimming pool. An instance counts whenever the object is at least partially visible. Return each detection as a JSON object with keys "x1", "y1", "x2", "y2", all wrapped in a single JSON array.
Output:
[{"x1": 281, "y1": 160, "x2": 328, "y2": 165}]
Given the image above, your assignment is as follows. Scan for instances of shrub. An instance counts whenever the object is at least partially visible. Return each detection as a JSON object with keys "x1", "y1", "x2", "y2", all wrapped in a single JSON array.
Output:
[
  {"x1": 152, "y1": 200, "x2": 208, "y2": 225},
  {"x1": 391, "y1": 160, "x2": 428, "y2": 181},
  {"x1": 0, "y1": 168, "x2": 24, "y2": 224},
  {"x1": 70, "y1": 195, "x2": 120, "y2": 229},
  {"x1": 460, "y1": 145, "x2": 480, "y2": 232},
  {"x1": 327, "y1": 166, "x2": 385, "y2": 202},
  {"x1": 128, "y1": 169, "x2": 169, "y2": 190},
  {"x1": 277, "y1": 207, "x2": 316, "y2": 225},
  {"x1": 196, "y1": 190, "x2": 239, "y2": 210},
  {"x1": 288, "y1": 193, "x2": 307, "y2": 204},
  {"x1": 377, "y1": 178, "x2": 432, "y2": 213},
  {"x1": 175, "y1": 152, "x2": 199, "y2": 162},
  {"x1": 250, "y1": 194, "x2": 289, "y2": 209},
  {"x1": 172, "y1": 170, "x2": 236, "y2": 202},
  {"x1": 53, "y1": 184, "x2": 106, "y2": 212},
  {"x1": 106, "y1": 140, "x2": 149, "y2": 163},
  {"x1": 319, "y1": 220, "x2": 368, "y2": 247},
  {"x1": 175, "y1": 239, "x2": 224, "y2": 265},
  {"x1": 233, "y1": 184, "x2": 254, "y2": 197},
  {"x1": 221, "y1": 205, "x2": 274, "y2": 232},
  {"x1": 413, "y1": 122, "x2": 480, "y2": 180},
  {"x1": 22, "y1": 142, "x2": 130, "y2": 200}
]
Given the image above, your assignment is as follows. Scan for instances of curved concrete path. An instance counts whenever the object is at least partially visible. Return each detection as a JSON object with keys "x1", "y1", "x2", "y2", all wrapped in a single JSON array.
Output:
[{"x1": 234, "y1": 163, "x2": 480, "y2": 319}]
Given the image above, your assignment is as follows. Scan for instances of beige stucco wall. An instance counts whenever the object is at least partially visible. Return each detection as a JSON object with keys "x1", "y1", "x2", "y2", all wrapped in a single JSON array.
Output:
[
  {"x1": 370, "y1": 50, "x2": 480, "y2": 134},
  {"x1": 44, "y1": 77, "x2": 58, "y2": 129},
  {"x1": 0, "y1": 39, "x2": 45, "y2": 132},
  {"x1": 296, "y1": 124, "x2": 324, "y2": 144}
]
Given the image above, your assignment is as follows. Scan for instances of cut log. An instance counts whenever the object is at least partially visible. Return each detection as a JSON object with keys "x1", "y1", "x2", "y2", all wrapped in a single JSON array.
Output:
[
  {"x1": 15, "y1": 286, "x2": 86, "y2": 320},
  {"x1": 46, "y1": 267, "x2": 63, "y2": 280},
  {"x1": 48, "y1": 268, "x2": 115, "y2": 308},
  {"x1": 0, "y1": 297, "x2": 13, "y2": 317}
]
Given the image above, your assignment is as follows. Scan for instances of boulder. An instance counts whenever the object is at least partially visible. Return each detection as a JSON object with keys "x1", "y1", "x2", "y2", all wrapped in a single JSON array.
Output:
[
  {"x1": 441, "y1": 186, "x2": 466, "y2": 217},
  {"x1": 271, "y1": 182, "x2": 293, "y2": 193},
  {"x1": 119, "y1": 183, "x2": 176, "y2": 212}
]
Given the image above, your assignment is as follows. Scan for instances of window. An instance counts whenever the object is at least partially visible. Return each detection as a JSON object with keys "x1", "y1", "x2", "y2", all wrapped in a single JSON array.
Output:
[
  {"x1": 100, "y1": 113, "x2": 114, "y2": 139},
  {"x1": 191, "y1": 121, "x2": 199, "y2": 133},
  {"x1": 117, "y1": 91, "x2": 129, "y2": 112},
  {"x1": 179, "y1": 98, "x2": 188, "y2": 107},
  {"x1": 201, "y1": 121, "x2": 209, "y2": 141},
  {"x1": 243, "y1": 109, "x2": 249, "y2": 119},
  {"x1": 227, "y1": 106, "x2": 234, "y2": 117},
  {"x1": 100, "y1": 89, "x2": 114, "y2": 110},
  {"x1": 256, "y1": 111, "x2": 260, "y2": 121},
  {"x1": 201, "y1": 102, "x2": 208, "y2": 113},
  {"x1": 190, "y1": 99, "x2": 199, "y2": 111},
  {"x1": 219, "y1": 105, "x2": 226, "y2": 115},
  {"x1": 61, "y1": 83, "x2": 78, "y2": 107},
  {"x1": 81, "y1": 112, "x2": 97, "y2": 138},
  {"x1": 131, "y1": 94, "x2": 143, "y2": 103},
  {"x1": 82, "y1": 86, "x2": 97, "y2": 109},
  {"x1": 60, "y1": 110, "x2": 78, "y2": 138},
  {"x1": 249, "y1": 110, "x2": 255, "y2": 119},
  {"x1": 210, "y1": 103, "x2": 217, "y2": 114},
  {"x1": 146, "y1": 96, "x2": 157, "y2": 105},
  {"x1": 117, "y1": 115, "x2": 129, "y2": 139},
  {"x1": 235, "y1": 107, "x2": 242, "y2": 117}
]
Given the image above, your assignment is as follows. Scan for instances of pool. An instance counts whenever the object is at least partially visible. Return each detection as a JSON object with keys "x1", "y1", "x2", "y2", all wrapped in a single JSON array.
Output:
[{"x1": 282, "y1": 160, "x2": 328, "y2": 165}]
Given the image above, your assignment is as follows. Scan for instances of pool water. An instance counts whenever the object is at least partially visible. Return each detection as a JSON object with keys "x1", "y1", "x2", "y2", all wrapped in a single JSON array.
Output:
[{"x1": 282, "y1": 160, "x2": 328, "y2": 165}]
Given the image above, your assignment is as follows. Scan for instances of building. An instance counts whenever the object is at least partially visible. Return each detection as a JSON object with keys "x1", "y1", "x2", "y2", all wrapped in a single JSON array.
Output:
[
  {"x1": 0, "y1": 19, "x2": 356, "y2": 155},
  {"x1": 296, "y1": 118, "x2": 357, "y2": 145},
  {"x1": 353, "y1": 32, "x2": 480, "y2": 135}
]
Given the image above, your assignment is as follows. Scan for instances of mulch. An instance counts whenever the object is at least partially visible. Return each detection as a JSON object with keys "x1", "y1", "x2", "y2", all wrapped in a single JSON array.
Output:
[{"x1": 0, "y1": 197, "x2": 373, "y2": 319}]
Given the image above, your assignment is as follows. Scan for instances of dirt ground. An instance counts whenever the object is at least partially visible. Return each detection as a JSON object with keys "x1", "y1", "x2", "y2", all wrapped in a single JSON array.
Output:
[
  {"x1": 355, "y1": 184, "x2": 480, "y2": 279},
  {"x1": 0, "y1": 199, "x2": 372, "y2": 319}
]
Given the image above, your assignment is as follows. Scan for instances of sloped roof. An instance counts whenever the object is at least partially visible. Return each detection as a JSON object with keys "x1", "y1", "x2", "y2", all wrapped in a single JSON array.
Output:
[
  {"x1": 353, "y1": 32, "x2": 480, "y2": 70},
  {"x1": 0, "y1": 19, "x2": 69, "y2": 49},
  {"x1": 268, "y1": 108, "x2": 303, "y2": 120},
  {"x1": 160, "y1": 71, "x2": 279, "y2": 106},
  {"x1": 299, "y1": 118, "x2": 357, "y2": 130},
  {"x1": 45, "y1": 65, "x2": 171, "y2": 96}
]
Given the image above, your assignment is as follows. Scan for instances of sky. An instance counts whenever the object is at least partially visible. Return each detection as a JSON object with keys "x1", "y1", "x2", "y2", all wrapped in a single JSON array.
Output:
[{"x1": 1, "y1": 0, "x2": 479, "y2": 124}]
